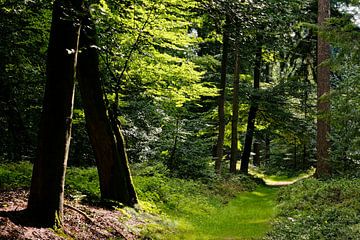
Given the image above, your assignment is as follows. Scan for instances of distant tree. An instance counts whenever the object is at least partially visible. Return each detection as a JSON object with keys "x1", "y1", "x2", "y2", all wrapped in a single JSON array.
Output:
[
  {"x1": 316, "y1": 0, "x2": 331, "y2": 178},
  {"x1": 214, "y1": 15, "x2": 230, "y2": 174},
  {"x1": 230, "y1": 45, "x2": 240, "y2": 173},
  {"x1": 240, "y1": 42, "x2": 262, "y2": 174}
]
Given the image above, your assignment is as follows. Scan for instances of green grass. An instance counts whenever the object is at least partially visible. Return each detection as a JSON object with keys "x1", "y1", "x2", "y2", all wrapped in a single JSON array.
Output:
[{"x1": 168, "y1": 186, "x2": 278, "y2": 240}]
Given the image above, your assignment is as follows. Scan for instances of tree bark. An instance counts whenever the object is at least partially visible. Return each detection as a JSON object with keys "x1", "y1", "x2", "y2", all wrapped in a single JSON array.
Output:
[
  {"x1": 77, "y1": 10, "x2": 137, "y2": 206},
  {"x1": 214, "y1": 15, "x2": 230, "y2": 174},
  {"x1": 230, "y1": 47, "x2": 240, "y2": 173},
  {"x1": 27, "y1": 0, "x2": 81, "y2": 227},
  {"x1": 316, "y1": 0, "x2": 331, "y2": 178},
  {"x1": 240, "y1": 44, "x2": 262, "y2": 174}
]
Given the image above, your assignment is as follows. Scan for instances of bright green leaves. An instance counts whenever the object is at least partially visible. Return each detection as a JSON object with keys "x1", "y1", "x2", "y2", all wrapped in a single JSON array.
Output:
[{"x1": 91, "y1": 0, "x2": 215, "y2": 109}]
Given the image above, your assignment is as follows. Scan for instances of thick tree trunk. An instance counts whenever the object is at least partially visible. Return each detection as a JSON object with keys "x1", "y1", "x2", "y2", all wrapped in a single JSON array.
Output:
[
  {"x1": 27, "y1": 0, "x2": 81, "y2": 227},
  {"x1": 240, "y1": 44, "x2": 262, "y2": 174},
  {"x1": 214, "y1": 15, "x2": 230, "y2": 174},
  {"x1": 316, "y1": 0, "x2": 331, "y2": 178},
  {"x1": 230, "y1": 48, "x2": 240, "y2": 173},
  {"x1": 77, "y1": 11, "x2": 137, "y2": 206}
]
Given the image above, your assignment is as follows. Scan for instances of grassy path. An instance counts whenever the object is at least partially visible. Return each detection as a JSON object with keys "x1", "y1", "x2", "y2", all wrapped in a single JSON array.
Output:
[{"x1": 173, "y1": 186, "x2": 279, "y2": 240}]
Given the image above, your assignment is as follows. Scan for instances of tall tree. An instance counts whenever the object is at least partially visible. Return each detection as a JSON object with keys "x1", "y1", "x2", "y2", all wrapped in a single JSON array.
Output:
[
  {"x1": 27, "y1": 0, "x2": 82, "y2": 227},
  {"x1": 77, "y1": 7, "x2": 137, "y2": 205},
  {"x1": 230, "y1": 46, "x2": 240, "y2": 173},
  {"x1": 240, "y1": 42, "x2": 262, "y2": 174},
  {"x1": 214, "y1": 15, "x2": 230, "y2": 174},
  {"x1": 316, "y1": 0, "x2": 331, "y2": 178}
]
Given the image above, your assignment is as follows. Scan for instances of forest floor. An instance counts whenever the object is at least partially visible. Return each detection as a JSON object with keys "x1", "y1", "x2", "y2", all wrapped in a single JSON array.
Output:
[
  {"x1": 0, "y1": 189, "x2": 151, "y2": 239},
  {"x1": 0, "y1": 163, "x2": 311, "y2": 240},
  {"x1": 0, "y1": 187, "x2": 279, "y2": 240}
]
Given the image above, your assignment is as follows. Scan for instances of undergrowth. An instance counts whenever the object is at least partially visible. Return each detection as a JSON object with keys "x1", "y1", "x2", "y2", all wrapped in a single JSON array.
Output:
[
  {"x1": 0, "y1": 161, "x2": 260, "y2": 239},
  {"x1": 266, "y1": 178, "x2": 360, "y2": 240}
]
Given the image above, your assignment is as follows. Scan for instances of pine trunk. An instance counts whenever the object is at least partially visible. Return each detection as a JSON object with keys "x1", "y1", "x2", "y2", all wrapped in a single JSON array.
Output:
[
  {"x1": 316, "y1": 0, "x2": 331, "y2": 178},
  {"x1": 27, "y1": 0, "x2": 81, "y2": 227},
  {"x1": 77, "y1": 11, "x2": 137, "y2": 205},
  {"x1": 230, "y1": 48, "x2": 240, "y2": 173}
]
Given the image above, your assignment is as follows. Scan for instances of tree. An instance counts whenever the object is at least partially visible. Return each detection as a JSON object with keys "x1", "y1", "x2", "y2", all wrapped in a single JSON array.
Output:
[
  {"x1": 230, "y1": 46, "x2": 240, "y2": 173},
  {"x1": 27, "y1": 0, "x2": 82, "y2": 227},
  {"x1": 240, "y1": 42, "x2": 262, "y2": 174},
  {"x1": 77, "y1": 6, "x2": 137, "y2": 205},
  {"x1": 214, "y1": 15, "x2": 230, "y2": 174},
  {"x1": 316, "y1": 0, "x2": 331, "y2": 178}
]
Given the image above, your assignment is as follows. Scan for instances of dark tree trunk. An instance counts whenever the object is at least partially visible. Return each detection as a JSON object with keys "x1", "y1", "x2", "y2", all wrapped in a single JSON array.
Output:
[
  {"x1": 265, "y1": 136, "x2": 270, "y2": 163},
  {"x1": 214, "y1": 15, "x2": 230, "y2": 174},
  {"x1": 230, "y1": 48, "x2": 240, "y2": 173},
  {"x1": 253, "y1": 141, "x2": 260, "y2": 167},
  {"x1": 316, "y1": 0, "x2": 331, "y2": 178},
  {"x1": 27, "y1": 0, "x2": 81, "y2": 227},
  {"x1": 77, "y1": 10, "x2": 137, "y2": 206},
  {"x1": 240, "y1": 44, "x2": 262, "y2": 174},
  {"x1": 168, "y1": 118, "x2": 179, "y2": 171}
]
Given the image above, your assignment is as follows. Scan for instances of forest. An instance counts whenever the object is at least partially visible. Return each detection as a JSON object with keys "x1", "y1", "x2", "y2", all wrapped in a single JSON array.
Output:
[{"x1": 0, "y1": 0, "x2": 359, "y2": 239}]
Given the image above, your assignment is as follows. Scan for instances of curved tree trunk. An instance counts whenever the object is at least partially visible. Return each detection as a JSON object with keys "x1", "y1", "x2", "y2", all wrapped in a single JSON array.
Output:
[
  {"x1": 77, "y1": 10, "x2": 137, "y2": 206},
  {"x1": 27, "y1": 0, "x2": 81, "y2": 227},
  {"x1": 214, "y1": 15, "x2": 230, "y2": 174}
]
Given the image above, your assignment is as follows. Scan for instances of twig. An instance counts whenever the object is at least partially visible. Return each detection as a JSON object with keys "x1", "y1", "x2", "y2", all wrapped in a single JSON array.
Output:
[{"x1": 64, "y1": 203, "x2": 95, "y2": 225}]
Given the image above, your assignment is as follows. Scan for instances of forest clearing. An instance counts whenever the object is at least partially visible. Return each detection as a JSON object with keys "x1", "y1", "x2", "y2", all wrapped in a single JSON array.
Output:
[{"x1": 1, "y1": 0, "x2": 360, "y2": 239}]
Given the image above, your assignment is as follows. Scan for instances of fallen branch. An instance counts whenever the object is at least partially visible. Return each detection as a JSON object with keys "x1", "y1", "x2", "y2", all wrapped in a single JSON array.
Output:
[{"x1": 64, "y1": 203, "x2": 95, "y2": 225}]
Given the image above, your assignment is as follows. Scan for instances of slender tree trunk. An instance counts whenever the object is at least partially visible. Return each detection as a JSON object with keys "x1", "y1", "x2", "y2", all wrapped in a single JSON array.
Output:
[
  {"x1": 214, "y1": 15, "x2": 230, "y2": 174},
  {"x1": 230, "y1": 47, "x2": 240, "y2": 173},
  {"x1": 265, "y1": 136, "x2": 270, "y2": 163},
  {"x1": 316, "y1": 0, "x2": 331, "y2": 178},
  {"x1": 77, "y1": 10, "x2": 137, "y2": 205},
  {"x1": 294, "y1": 141, "x2": 297, "y2": 169},
  {"x1": 27, "y1": 0, "x2": 81, "y2": 227},
  {"x1": 168, "y1": 118, "x2": 179, "y2": 171},
  {"x1": 253, "y1": 141, "x2": 260, "y2": 166},
  {"x1": 240, "y1": 44, "x2": 262, "y2": 174}
]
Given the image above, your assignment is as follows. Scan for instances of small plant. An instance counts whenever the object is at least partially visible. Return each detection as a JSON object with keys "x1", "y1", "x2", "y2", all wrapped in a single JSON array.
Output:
[{"x1": 266, "y1": 178, "x2": 360, "y2": 240}]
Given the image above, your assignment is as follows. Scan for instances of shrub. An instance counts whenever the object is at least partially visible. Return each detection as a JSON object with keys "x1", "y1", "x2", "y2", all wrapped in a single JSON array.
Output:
[{"x1": 266, "y1": 178, "x2": 360, "y2": 240}]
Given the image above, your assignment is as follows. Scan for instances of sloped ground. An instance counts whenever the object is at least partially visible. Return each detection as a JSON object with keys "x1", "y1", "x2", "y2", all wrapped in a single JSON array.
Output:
[{"x1": 0, "y1": 190, "x2": 148, "y2": 240}]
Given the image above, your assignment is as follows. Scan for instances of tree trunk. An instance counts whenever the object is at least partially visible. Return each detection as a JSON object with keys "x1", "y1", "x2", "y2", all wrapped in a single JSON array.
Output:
[
  {"x1": 77, "y1": 10, "x2": 137, "y2": 206},
  {"x1": 265, "y1": 136, "x2": 270, "y2": 163},
  {"x1": 240, "y1": 44, "x2": 262, "y2": 174},
  {"x1": 316, "y1": 0, "x2": 331, "y2": 178},
  {"x1": 168, "y1": 118, "x2": 179, "y2": 171},
  {"x1": 214, "y1": 15, "x2": 230, "y2": 174},
  {"x1": 253, "y1": 141, "x2": 260, "y2": 166},
  {"x1": 230, "y1": 47, "x2": 240, "y2": 173},
  {"x1": 27, "y1": 0, "x2": 81, "y2": 227}
]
